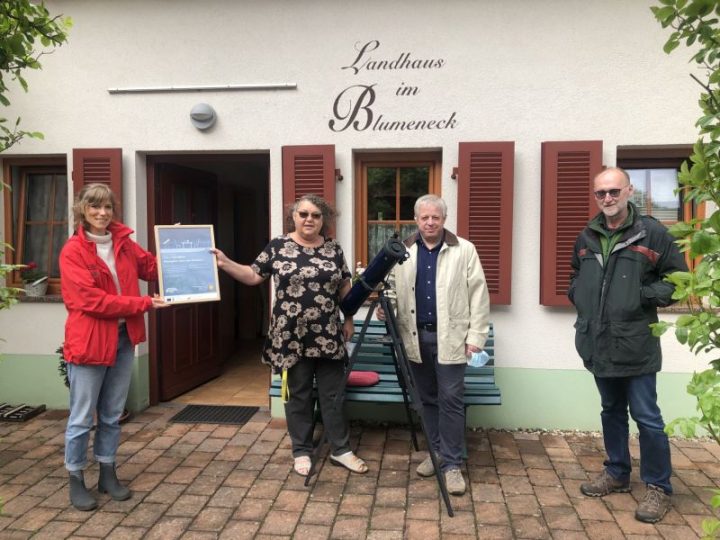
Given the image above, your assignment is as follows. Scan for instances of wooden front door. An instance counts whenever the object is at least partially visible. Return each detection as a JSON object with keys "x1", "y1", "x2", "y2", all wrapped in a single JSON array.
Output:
[{"x1": 155, "y1": 163, "x2": 221, "y2": 400}]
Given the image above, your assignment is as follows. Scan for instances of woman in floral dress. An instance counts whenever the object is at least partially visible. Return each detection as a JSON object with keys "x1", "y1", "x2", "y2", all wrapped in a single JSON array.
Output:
[{"x1": 212, "y1": 194, "x2": 367, "y2": 476}]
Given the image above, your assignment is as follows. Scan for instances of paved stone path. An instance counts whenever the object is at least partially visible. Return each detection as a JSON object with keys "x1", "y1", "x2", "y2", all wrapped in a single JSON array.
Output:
[{"x1": 0, "y1": 404, "x2": 718, "y2": 539}]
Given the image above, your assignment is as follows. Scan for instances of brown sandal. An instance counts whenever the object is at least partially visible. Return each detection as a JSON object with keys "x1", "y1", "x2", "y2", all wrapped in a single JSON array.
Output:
[{"x1": 329, "y1": 451, "x2": 368, "y2": 474}]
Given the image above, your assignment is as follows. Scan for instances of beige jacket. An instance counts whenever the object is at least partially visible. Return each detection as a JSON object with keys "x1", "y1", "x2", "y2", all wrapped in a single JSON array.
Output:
[{"x1": 388, "y1": 229, "x2": 490, "y2": 364}]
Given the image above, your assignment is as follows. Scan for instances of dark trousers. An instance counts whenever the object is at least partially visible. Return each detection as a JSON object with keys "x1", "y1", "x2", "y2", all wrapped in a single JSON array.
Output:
[
  {"x1": 284, "y1": 357, "x2": 350, "y2": 458},
  {"x1": 594, "y1": 373, "x2": 672, "y2": 494},
  {"x1": 410, "y1": 329, "x2": 466, "y2": 471}
]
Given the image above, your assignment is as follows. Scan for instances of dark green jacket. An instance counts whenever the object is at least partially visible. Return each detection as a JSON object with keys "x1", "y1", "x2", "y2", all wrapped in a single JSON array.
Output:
[{"x1": 568, "y1": 203, "x2": 687, "y2": 377}]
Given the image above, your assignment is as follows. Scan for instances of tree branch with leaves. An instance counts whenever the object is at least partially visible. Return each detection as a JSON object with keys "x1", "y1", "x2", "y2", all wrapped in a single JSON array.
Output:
[
  {"x1": 0, "y1": 1, "x2": 71, "y2": 153},
  {"x1": 0, "y1": 2, "x2": 70, "y2": 317}
]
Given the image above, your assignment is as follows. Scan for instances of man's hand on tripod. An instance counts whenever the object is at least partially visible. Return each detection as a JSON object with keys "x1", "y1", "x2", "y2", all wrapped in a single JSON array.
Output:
[{"x1": 375, "y1": 306, "x2": 386, "y2": 321}]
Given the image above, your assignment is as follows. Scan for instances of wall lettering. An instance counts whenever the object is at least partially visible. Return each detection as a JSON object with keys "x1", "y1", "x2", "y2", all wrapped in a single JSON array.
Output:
[{"x1": 329, "y1": 40, "x2": 458, "y2": 132}]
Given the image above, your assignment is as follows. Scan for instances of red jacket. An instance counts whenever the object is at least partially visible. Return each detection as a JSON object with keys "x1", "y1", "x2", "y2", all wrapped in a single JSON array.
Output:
[{"x1": 60, "y1": 222, "x2": 157, "y2": 366}]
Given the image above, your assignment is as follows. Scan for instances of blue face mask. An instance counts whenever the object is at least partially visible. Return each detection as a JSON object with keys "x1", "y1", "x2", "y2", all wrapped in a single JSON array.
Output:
[{"x1": 467, "y1": 350, "x2": 490, "y2": 368}]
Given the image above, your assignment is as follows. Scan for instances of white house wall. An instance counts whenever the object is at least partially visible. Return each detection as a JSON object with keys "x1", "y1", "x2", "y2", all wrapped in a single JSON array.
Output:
[{"x1": 0, "y1": 0, "x2": 711, "y2": 423}]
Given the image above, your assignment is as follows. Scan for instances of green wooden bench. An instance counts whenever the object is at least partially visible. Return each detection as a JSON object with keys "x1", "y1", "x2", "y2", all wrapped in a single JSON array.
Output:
[{"x1": 269, "y1": 320, "x2": 501, "y2": 415}]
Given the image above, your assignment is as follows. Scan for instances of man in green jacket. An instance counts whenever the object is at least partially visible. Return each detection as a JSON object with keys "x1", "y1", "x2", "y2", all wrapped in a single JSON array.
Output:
[{"x1": 568, "y1": 167, "x2": 687, "y2": 523}]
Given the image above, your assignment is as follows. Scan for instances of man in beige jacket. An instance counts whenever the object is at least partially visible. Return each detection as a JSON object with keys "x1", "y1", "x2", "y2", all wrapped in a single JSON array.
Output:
[{"x1": 378, "y1": 194, "x2": 490, "y2": 495}]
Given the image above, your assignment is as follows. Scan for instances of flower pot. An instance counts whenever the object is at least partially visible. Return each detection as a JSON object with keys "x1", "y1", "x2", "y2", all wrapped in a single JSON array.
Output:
[{"x1": 24, "y1": 281, "x2": 48, "y2": 297}]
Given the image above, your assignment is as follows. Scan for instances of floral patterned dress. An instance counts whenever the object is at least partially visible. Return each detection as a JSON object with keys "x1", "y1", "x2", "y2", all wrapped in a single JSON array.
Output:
[{"x1": 251, "y1": 235, "x2": 351, "y2": 373}]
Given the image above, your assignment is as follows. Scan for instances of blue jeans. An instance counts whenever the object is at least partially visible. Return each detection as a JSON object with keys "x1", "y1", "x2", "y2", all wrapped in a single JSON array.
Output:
[
  {"x1": 65, "y1": 324, "x2": 134, "y2": 472},
  {"x1": 594, "y1": 373, "x2": 672, "y2": 494},
  {"x1": 410, "y1": 329, "x2": 466, "y2": 471}
]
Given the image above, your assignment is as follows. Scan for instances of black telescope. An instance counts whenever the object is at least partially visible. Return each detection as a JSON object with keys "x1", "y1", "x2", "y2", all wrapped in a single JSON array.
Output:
[{"x1": 340, "y1": 234, "x2": 409, "y2": 316}]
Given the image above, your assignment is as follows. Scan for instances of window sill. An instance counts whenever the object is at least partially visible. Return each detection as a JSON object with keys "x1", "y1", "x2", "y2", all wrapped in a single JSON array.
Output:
[{"x1": 17, "y1": 294, "x2": 63, "y2": 304}]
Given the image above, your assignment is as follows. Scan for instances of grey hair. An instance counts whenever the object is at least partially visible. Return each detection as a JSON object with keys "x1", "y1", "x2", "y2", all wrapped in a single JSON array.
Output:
[{"x1": 414, "y1": 194, "x2": 447, "y2": 218}]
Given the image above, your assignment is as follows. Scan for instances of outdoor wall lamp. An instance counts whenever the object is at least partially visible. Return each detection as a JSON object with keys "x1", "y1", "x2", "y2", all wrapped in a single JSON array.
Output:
[{"x1": 190, "y1": 103, "x2": 217, "y2": 130}]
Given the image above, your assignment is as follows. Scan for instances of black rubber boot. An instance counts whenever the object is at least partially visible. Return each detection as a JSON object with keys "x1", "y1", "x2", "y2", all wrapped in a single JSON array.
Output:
[
  {"x1": 68, "y1": 470, "x2": 97, "y2": 511},
  {"x1": 97, "y1": 462, "x2": 131, "y2": 501}
]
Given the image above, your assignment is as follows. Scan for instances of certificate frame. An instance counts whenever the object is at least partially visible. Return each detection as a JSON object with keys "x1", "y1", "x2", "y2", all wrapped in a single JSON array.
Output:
[{"x1": 154, "y1": 224, "x2": 221, "y2": 304}]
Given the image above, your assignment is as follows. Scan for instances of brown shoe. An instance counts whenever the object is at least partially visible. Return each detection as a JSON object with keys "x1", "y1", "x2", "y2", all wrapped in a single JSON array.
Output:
[
  {"x1": 635, "y1": 484, "x2": 671, "y2": 523},
  {"x1": 580, "y1": 469, "x2": 631, "y2": 497}
]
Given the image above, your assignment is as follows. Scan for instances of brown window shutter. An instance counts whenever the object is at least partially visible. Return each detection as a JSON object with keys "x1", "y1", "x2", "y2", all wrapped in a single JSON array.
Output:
[
  {"x1": 72, "y1": 148, "x2": 123, "y2": 220},
  {"x1": 282, "y1": 145, "x2": 336, "y2": 233},
  {"x1": 540, "y1": 141, "x2": 603, "y2": 306},
  {"x1": 456, "y1": 142, "x2": 514, "y2": 305}
]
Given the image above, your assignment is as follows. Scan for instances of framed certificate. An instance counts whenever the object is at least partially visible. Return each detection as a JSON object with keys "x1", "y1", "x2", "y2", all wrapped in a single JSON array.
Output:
[{"x1": 154, "y1": 225, "x2": 221, "y2": 304}]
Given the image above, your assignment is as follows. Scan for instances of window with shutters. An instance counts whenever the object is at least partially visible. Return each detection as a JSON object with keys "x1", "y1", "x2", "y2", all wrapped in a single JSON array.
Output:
[
  {"x1": 3, "y1": 157, "x2": 68, "y2": 295},
  {"x1": 456, "y1": 142, "x2": 514, "y2": 305},
  {"x1": 354, "y1": 152, "x2": 441, "y2": 267},
  {"x1": 617, "y1": 144, "x2": 703, "y2": 270}
]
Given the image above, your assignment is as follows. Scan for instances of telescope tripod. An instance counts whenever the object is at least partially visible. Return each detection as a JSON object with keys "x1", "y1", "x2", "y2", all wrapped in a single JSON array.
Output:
[{"x1": 305, "y1": 288, "x2": 455, "y2": 517}]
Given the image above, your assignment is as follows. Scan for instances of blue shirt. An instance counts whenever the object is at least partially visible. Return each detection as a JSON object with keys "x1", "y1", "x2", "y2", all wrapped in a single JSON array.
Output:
[{"x1": 415, "y1": 233, "x2": 443, "y2": 327}]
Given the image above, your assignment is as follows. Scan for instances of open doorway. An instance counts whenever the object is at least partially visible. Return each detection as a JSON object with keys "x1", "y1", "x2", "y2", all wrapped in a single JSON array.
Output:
[{"x1": 146, "y1": 153, "x2": 270, "y2": 407}]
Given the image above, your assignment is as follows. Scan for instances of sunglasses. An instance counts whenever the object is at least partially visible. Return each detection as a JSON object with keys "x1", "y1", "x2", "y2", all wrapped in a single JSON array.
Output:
[
  {"x1": 593, "y1": 187, "x2": 625, "y2": 200},
  {"x1": 297, "y1": 210, "x2": 323, "y2": 220}
]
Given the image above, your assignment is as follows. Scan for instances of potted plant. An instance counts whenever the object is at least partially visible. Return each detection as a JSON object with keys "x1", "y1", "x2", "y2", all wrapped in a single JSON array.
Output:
[{"x1": 20, "y1": 262, "x2": 48, "y2": 296}]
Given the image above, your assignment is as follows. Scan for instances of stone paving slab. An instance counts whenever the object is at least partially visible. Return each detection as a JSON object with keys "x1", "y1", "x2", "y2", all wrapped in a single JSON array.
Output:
[{"x1": 0, "y1": 404, "x2": 717, "y2": 539}]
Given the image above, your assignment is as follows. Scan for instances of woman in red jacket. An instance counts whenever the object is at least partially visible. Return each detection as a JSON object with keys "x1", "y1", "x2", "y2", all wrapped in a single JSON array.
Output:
[{"x1": 60, "y1": 183, "x2": 167, "y2": 511}]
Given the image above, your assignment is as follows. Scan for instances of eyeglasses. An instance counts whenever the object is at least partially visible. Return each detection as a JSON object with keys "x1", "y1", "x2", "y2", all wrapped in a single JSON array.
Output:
[
  {"x1": 593, "y1": 187, "x2": 626, "y2": 200},
  {"x1": 297, "y1": 210, "x2": 323, "y2": 220}
]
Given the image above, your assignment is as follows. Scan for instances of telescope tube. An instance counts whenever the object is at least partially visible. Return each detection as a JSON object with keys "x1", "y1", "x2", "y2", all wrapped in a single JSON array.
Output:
[{"x1": 340, "y1": 234, "x2": 409, "y2": 316}]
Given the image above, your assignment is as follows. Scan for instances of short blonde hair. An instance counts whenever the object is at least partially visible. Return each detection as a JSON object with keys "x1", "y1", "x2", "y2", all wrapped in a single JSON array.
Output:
[{"x1": 73, "y1": 183, "x2": 118, "y2": 229}]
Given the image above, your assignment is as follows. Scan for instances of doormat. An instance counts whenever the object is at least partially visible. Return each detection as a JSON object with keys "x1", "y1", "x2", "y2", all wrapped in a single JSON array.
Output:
[{"x1": 169, "y1": 405, "x2": 259, "y2": 425}]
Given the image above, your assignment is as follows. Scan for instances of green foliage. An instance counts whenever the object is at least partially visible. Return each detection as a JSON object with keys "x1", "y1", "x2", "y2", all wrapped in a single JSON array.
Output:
[
  {"x1": 0, "y1": 1, "x2": 70, "y2": 317},
  {"x1": 0, "y1": 1, "x2": 69, "y2": 517},
  {"x1": 0, "y1": 182, "x2": 23, "y2": 314},
  {"x1": 653, "y1": 1, "x2": 720, "y2": 535},
  {"x1": 0, "y1": 241, "x2": 22, "y2": 310},
  {"x1": 0, "y1": 0, "x2": 71, "y2": 153},
  {"x1": 56, "y1": 343, "x2": 68, "y2": 388}
]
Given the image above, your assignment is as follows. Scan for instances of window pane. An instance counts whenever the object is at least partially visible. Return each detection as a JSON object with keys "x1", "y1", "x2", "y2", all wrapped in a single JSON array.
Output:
[
  {"x1": 368, "y1": 224, "x2": 400, "y2": 261},
  {"x1": 24, "y1": 224, "x2": 49, "y2": 271},
  {"x1": 367, "y1": 167, "x2": 396, "y2": 220},
  {"x1": 7, "y1": 164, "x2": 67, "y2": 280},
  {"x1": 367, "y1": 223, "x2": 418, "y2": 261},
  {"x1": 10, "y1": 167, "x2": 21, "y2": 248},
  {"x1": 53, "y1": 174, "x2": 68, "y2": 221},
  {"x1": 26, "y1": 174, "x2": 52, "y2": 221},
  {"x1": 399, "y1": 167, "x2": 430, "y2": 219},
  {"x1": 628, "y1": 168, "x2": 680, "y2": 223},
  {"x1": 51, "y1": 226, "x2": 66, "y2": 278},
  {"x1": 627, "y1": 169, "x2": 649, "y2": 214},
  {"x1": 400, "y1": 223, "x2": 417, "y2": 240},
  {"x1": 649, "y1": 169, "x2": 680, "y2": 222}
]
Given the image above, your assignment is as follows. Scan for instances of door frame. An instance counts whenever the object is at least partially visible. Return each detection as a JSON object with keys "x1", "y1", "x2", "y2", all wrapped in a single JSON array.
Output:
[{"x1": 146, "y1": 152, "x2": 271, "y2": 405}]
